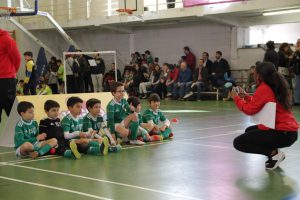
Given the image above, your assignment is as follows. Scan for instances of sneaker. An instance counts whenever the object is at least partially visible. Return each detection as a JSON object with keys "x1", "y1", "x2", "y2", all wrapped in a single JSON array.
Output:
[
  {"x1": 29, "y1": 151, "x2": 39, "y2": 159},
  {"x1": 166, "y1": 92, "x2": 172, "y2": 97},
  {"x1": 150, "y1": 135, "x2": 163, "y2": 142},
  {"x1": 266, "y1": 150, "x2": 285, "y2": 170},
  {"x1": 137, "y1": 137, "x2": 144, "y2": 142},
  {"x1": 169, "y1": 133, "x2": 174, "y2": 139},
  {"x1": 69, "y1": 141, "x2": 81, "y2": 159},
  {"x1": 183, "y1": 92, "x2": 194, "y2": 99},
  {"x1": 100, "y1": 136, "x2": 109, "y2": 156},
  {"x1": 129, "y1": 140, "x2": 145, "y2": 145}
]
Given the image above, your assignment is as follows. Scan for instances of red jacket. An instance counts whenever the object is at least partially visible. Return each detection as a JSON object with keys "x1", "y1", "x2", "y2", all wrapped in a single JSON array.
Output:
[
  {"x1": 185, "y1": 52, "x2": 196, "y2": 72},
  {"x1": 168, "y1": 68, "x2": 179, "y2": 82},
  {"x1": 234, "y1": 82, "x2": 299, "y2": 131},
  {"x1": 0, "y1": 29, "x2": 21, "y2": 78}
]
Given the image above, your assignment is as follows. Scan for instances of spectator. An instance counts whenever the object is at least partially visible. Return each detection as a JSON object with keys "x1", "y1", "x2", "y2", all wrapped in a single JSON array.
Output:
[
  {"x1": 202, "y1": 52, "x2": 213, "y2": 75},
  {"x1": 103, "y1": 63, "x2": 122, "y2": 92},
  {"x1": 145, "y1": 50, "x2": 154, "y2": 64},
  {"x1": 166, "y1": 64, "x2": 179, "y2": 98},
  {"x1": 173, "y1": 61, "x2": 192, "y2": 100},
  {"x1": 183, "y1": 59, "x2": 209, "y2": 101},
  {"x1": 16, "y1": 80, "x2": 25, "y2": 96},
  {"x1": 57, "y1": 59, "x2": 64, "y2": 93},
  {"x1": 0, "y1": 28, "x2": 21, "y2": 122},
  {"x1": 183, "y1": 46, "x2": 196, "y2": 72},
  {"x1": 209, "y1": 51, "x2": 230, "y2": 87},
  {"x1": 278, "y1": 42, "x2": 293, "y2": 88},
  {"x1": 245, "y1": 65, "x2": 256, "y2": 93},
  {"x1": 139, "y1": 64, "x2": 161, "y2": 98},
  {"x1": 77, "y1": 51, "x2": 93, "y2": 93},
  {"x1": 65, "y1": 55, "x2": 76, "y2": 93},
  {"x1": 292, "y1": 39, "x2": 300, "y2": 105},
  {"x1": 48, "y1": 62, "x2": 58, "y2": 94},
  {"x1": 153, "y1": 63, "x2": 169, "y2": 99},
  {"x1": 263, "y1": 40, "x2": 279, "y2": 70},
  {"x1": 91, "y1": 53, "x2": 105, "y2": 92}
]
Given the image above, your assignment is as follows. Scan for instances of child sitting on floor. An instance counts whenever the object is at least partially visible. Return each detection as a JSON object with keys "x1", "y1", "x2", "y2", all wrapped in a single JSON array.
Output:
[
  {"x1": 14, "y1": 101, "x2": 57, "y2": 159},
  {"x1": 142, "y1": 93, "x2": 173, "y2": 140},
  {"x1": 39, "y1": 100, "x2": 81, "y2": 159}
]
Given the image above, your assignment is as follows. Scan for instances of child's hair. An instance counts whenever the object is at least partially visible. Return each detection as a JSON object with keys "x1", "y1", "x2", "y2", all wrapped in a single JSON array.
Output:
[
  {"x1": 250, "y1": 65, "x2": 255, "y2": 70},
  {"x1": 44, "y1": 100, "x2": 60, "y2": 111},
  {"x1": 255, "y1": 62, "x2": 291, "y2": 110},
  {"x1": 23, "y1": 51, "x2": 33, "y2": 57},
  {"x1": 127, "y1": 96, "x2": 141, "y2": 108},
  {"x1": 67, "y1": 97, "x2": 83, "y2": 107},
  {"x1": 110, "y1": 81, "x2": 124, "y2": 93},
  {"x1": 148, "y1": 93, "x2": 160, "y2": 103},
  {"x1": 17, "y1": 101, "x2": 34, "y2": 115},
  {"x1": 86, "y1": 98, "x2": 101, "y2": 109}
]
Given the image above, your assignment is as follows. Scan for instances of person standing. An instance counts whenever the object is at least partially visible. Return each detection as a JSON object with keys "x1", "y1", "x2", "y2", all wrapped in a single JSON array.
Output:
[
  {"x1": 292, "y1": 39, "x2": 300, "y2": 105},
  {"x1": 263, "y1": 40, "x2": 279, "y2": 70},
  {"x1": 23, "y1": 51, "x2": 37, "y2": 95},
  {"x1": 183, "y1": 46, "x2": 196, "y2": 72},
  {"x1": 0, "y1": 29, "x2": 21, "y2": 122}
]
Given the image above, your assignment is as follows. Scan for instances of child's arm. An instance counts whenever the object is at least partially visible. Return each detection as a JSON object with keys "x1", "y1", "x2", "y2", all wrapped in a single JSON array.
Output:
[
  {"x1": 61, "y1": 118, "x2": 80, "y2": 140},
  {"x1": 159, "y1": 112, "x2": 170, "y2": 131},
  {"x1": 106, "y1": 103, "x2": 116, "y2": 136}
]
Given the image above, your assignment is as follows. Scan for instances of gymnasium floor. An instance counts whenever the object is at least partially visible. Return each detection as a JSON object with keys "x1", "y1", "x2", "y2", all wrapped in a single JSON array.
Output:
[{"x1": 0, "y1": 100, "x2": 300, "y2": 200}]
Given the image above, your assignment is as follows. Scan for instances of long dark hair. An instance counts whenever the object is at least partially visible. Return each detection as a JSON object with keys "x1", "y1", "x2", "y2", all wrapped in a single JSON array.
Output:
[{"x1": 256, "y1": 62, "x2": 292, "y2": 110}]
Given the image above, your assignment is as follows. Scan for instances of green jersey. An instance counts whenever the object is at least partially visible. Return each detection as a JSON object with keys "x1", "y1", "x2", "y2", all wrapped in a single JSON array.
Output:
[
  {"x1": 106, "y1": 98, "x2": 130, "y2": 133},
  {"x1": 14, "y1": 119, "x2": 38, "y2": 148},
  {"x1": 142, "y1": 109, "x2": 167, "y2": 125},
  {"x1": 83, "y1": 113, "x2": 105, "y2": 132},
  {"x1": 61, "y1": 114, "x2": 83, "y2": 139}
]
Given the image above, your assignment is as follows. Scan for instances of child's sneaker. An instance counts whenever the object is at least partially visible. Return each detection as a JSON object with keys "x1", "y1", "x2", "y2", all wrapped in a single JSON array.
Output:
[
  {"x1": 69, "y1": 141, "x2": 81, "y2": 159},
  {"x1": 150, "y1": 135, "x2": 163, "y2": 142},
  {"x1": 266, "y1": 150, "x2": 285, "y2": 170},
  {"x1": 137, "y1": 137, "x2": 144, "y2": 142},
  {"x1": 29, "y1": 151, "x2": 39, "y2": 159},
  {"x1": 129, "y1": 140, "x2": 145, "y2": 145},
  {"x1": 169, "y1": 133, "x2": 174, "y2": 139},
  {"x1": 100, "y1": 136, "x2": 109, "y2": 156}
]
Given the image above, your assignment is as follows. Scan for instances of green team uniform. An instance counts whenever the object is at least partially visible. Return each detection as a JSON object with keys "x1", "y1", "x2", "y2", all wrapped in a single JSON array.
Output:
[
  {"x1": 142, "y1": 109, "x2": 172, "y2": 139},
  {"x1": 83, "y1": 113, "x2": 105, "y2": 132},
  {"x1": 14, "y1": 119, "x2": 38, "y2": 149},
  {"x1": 61, "y1": 114, "x2": 83, "y2": 139},
  {"x1": 62, "y1": 114, "x2": 105, "y2": 155},
  {"x1": 106, "y1": 98, "x2": 130, "y2": 134},
  {"x1": 14, "y1": 119, "x2": 53, "y2": 156}
]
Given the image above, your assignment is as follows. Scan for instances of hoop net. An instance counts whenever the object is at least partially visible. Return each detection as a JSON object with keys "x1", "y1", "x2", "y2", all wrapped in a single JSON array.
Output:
[
  {"x1": 116, "y1": 8, "x2": 133, "y2": 22},
  {"x1": 0, "y1": 7, "x2": 17, "y2": 21}
]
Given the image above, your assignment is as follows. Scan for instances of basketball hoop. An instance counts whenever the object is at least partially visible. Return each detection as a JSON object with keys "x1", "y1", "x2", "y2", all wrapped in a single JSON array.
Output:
[
  {"x1": 116, "y1": 8, "x2": 134, "y2": 22},
  {"x1": 0, "y1": 7, "x2": 17, "y2": 21}
]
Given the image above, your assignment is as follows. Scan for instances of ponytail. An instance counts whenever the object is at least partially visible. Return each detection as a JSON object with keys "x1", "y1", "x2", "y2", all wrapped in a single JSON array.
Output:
[{"x1": 256, "y1": 62, "x2": 292, "y2": 111}]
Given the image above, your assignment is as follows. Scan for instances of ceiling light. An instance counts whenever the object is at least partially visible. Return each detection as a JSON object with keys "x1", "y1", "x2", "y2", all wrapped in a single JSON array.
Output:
[{"x1": 263, "y1": 8, "x2": 300, "y2": 16}]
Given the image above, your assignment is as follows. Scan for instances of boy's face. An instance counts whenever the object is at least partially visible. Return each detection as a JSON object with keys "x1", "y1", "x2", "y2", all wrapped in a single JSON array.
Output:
[
  {"x1": 21, "y1": 107, "x2": 35, "y2": 121},
  {"x1": 150, "y1": 101, "x2": 160, "y2": 111},
  {"x1": 24, "y1": 55, "x2": 31, "y2": 61},
  {"x1": 69, "y1": 103, "x2": 82, "y2": 116},
  {"x1": 89, "y1": 103, "x2": 101, "y2": 116},
  {"x1": 113, "y1": 86, "x2": 125, "y2": 100},
  {"x1": 46, "y1": 107, "x2": 60, "y2": 119}
]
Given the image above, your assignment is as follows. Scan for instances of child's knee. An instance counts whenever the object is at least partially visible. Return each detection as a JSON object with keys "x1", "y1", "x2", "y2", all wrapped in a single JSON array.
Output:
[
  {"x1": 22, "y1": 142, "x2": 33, "y2": 150},
  {"x1": 49, "y1": 138, "x2": 58, "y2": 146}
]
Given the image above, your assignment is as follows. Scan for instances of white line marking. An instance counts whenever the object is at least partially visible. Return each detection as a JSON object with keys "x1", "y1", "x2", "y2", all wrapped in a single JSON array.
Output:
[
  {"x1": 0, "y1": 176, "x2": 113, "y2": 200},
  {"x1": 10, "y1": 156, "x2": 61, "y2": 164},
  {"x1": 6, "y1": 164, "x2": 202, "y2": 200},
  {"x1": 175, "y1": 141, "x2": 232, "y2": 149},
  {"x1": 0, "y1": 151, "x2": 14, "y2": 155},
  {"x1": 176, "y1": 124, "x2": 245, "y2": 133}
]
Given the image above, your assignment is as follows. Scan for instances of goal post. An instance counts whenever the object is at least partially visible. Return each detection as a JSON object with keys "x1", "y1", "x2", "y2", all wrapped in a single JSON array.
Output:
[{"x1": 62, "y1": 50, "x2": 118, "y2": 94}]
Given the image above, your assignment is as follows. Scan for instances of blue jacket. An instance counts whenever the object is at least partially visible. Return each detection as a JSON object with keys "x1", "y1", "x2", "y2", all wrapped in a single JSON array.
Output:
[{"x1": 178, "y1": 68, "x2": 192, "y2": 83}]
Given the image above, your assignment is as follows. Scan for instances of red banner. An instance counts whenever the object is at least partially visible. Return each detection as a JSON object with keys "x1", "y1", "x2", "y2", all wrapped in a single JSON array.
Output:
[{"x1": 183, "y1": 0, "x2": 244, "y2": 7}]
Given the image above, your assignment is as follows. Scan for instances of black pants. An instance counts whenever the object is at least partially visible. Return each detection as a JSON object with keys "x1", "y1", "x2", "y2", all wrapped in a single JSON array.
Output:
[
  {"x1": 24, "y1": 78, "x2": 37, "y2": 95},
  {"x1": 49, "y1": 84, "x2": 58, "y2": 94},
  {"x1": 233, "y1": 125, "x2": 298, "y2": 156},
  {"x1": 0, "y1": 78, "x2": 16, "y2": 123}
]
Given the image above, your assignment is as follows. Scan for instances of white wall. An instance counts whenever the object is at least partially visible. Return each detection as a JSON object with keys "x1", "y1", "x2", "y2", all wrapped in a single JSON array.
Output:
[{"x1": 3, "y1": 22, "x2": 234, "y2": 79}]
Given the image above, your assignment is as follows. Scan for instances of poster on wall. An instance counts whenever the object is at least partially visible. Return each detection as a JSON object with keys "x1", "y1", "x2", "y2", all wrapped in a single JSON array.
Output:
[{"x1": 183, "y1": 0, "x2": 244, "y2": 8}]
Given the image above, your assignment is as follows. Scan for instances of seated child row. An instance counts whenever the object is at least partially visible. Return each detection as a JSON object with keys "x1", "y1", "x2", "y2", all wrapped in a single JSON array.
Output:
[{"x1": 14, "y1": 81, "x2": 173, "y2": 159}]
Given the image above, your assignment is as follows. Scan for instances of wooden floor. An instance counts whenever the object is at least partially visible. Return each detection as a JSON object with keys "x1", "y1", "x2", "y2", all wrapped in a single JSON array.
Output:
[{"x1": 0, "y1": 100, "x2": 300, "y2": 200}]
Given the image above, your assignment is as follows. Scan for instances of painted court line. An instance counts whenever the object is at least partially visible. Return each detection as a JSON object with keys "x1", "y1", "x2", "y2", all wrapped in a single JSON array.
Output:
[
  {"x1": 175, "y1": 141, "x2": 232, "y2": 149},
  {"x1": 6, "y1": 163, "x2": 202, "y2": 200},
  {"x1": 0, "y1": 176, "x2": 113, "y2": 200},
  {"x1": 10, "y1": 155, "x2": 61, "y2": 164},
  {"x1": 0, "y1": 151, "x2": 14, "y2": 155},
  {"x1": 176, "y1": 124, "x2": 245, "y2": 133}
]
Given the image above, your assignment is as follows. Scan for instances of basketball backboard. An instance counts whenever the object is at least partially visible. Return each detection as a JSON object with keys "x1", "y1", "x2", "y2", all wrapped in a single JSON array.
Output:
[
  {"x1": 118, "y1": 0, "x2": 143, "y2": 15},
  {"x1": 1, "y1": 0, "x2": 38, "y2": 16}
]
